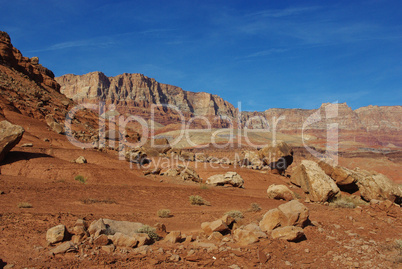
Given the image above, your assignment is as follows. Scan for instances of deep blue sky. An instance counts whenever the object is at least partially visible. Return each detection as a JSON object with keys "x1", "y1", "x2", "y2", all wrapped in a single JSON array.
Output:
[{"x1": 1, "y1": 0, "x2": 401, "y2": 111}]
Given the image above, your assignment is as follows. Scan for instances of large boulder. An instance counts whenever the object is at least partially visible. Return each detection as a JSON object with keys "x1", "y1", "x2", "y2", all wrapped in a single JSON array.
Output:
[
  {"x1": 291, "y1": 160, "x2": 340, "y2": 202},
  {"x1": 277, "y1": 200, "x2": 310, "y2": 228},
  {"x1": 353, "y1": 168, "x2": 402, "y2": 204},
  {"x1": 0, "y1": 120, "x2": 24, "y2": 163},
  {"x1": 46, "y1": 224, "x2": 66, "y2": 244},
  {"x1": 271, "y1": 226, "x2": 305, "y2": 241},
  {"x1": 240, "y1": 150, "x2": 263, "y2": 168},
  {"x1": 318, "y1": 161, "x2": 357, "y2": 185},
  {"x1": 88, "y1": 218, "x2": 144, "y2": 237},
  {"x1": 206, "y1": 172, "x2": 244, "y2": 188},
  {"x1": 258, "y1": 141, "x2": 293, "y2": 173},
  {"x1": 201, "y1": 219, "x2": 229, "y2": 236},
  {"x1": 267, "y1": 184, "x2": 296, "y2": 201},
  {"x1": 259, "y1": 200, "x2": 310, "y2": 232}
]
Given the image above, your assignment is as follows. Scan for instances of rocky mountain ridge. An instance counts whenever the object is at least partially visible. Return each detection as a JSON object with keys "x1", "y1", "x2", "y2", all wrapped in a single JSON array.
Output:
[{"x1": 57, "y1": 72, "x2": 402, "y2": 147}]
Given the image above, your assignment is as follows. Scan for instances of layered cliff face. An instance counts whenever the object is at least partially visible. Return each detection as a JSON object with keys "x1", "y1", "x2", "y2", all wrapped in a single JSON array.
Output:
[
  {"x1": 57, "y1": 72, "x2": 401, "y2": 147},
  {"x1": 56, "y1": 72, "x2": 237, "y2": 119}
]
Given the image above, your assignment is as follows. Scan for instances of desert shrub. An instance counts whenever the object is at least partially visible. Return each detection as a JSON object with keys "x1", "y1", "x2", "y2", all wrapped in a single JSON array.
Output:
[
  {"x1": 189, "y1": 195, "x2": 209, "y2": 206},
  {"x1": 18, "y1": 202, "x2": 32, "y2": 208},
  {"x1": 329, "y1": 195, "x2": 367, "y2": 208},
  {"x1": 249, "y1": 203, "x2": 262, "y2": 212},
  {"x1": 136, "y1": 225, "x2": 159, "y2": 241},
  {"x1": 74, "y1": 175, "x2": 87, "y2": 184},
  {"x1": 200, "y1": 184, "x2": 208, "y2": 190},
  {"x1": 225, "y1": 210, "x2": 244, "y2": 220},
  {"x1": 157, "y1": 209, "x2": 171, "y2": 218}
]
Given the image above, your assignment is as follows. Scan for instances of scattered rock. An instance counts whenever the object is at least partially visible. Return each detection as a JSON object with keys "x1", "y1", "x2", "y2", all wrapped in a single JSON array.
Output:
[
  {"x1": 259, "y1": 208, "x2": 283, "y2": 232},
  {"x1": 277, "y1": 200, "x2": 310, "y2": 228},
  {"x1": 75, "y1": 156, "x2": 87, "y2": 164},
  {"x1": 201, "y1": 219, "x2": 229, "y2": 235},
  {"x1": 233, "y1": 228, "x2": 260, "y2": 246},
  {"x1": 179, "y1": 166, "x2": 201, "y2": 182},
  {"x1": 45, "y1": 115, "x2": 64, "y2": 134},
  {"x1": 291, "y1": 160, "x2": 340, "y2": 202},
  {"x1": 353, "y1": 168, "x2": 402, "y2": 204},
  {"x1": 206, "y1": 172, "x2": 244, "y2": 188},
  {"x1": 101, "y1": 244, "x2": 115, "y2": 254},
  {"x1": 49, "y1": 241, "x2": 76, "y2": 255},
  {"x1": 164, "y1": 231, "x2": 182, "y2": 243},
  {"x1": 0, "y1": 120, "x2": 24, "y2": 163},
  {"x1": 208, "y1": 231, "x2": 224, "y2": 241},
  {"x1": 93, "y1": 234, "x2": 109, "y2": 246},
  {"x1": 46, "y1": 224, "x2": 66, "y2": 244},
  {"x1": 110, "y1": 232, "x2": 138, "y2": 248},
  {"x1": 267, "y1": 184, "x2": 296, "y2": 201},
  {"x1": 125, "y1": 148, "x2": 148, "y2": 164},
  {"x1": 271, "y1": 226, "x2": 305, "y2": 241},
  {"x1": 143, "y1": 167, "x2": 162, "y2": 176},
  {"x1": 318, "y1": 161, "x2": 357, "y2": 185}
]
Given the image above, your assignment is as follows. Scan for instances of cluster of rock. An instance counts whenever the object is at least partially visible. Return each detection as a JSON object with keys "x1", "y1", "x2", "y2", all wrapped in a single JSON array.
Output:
[
  {"x1": 289, "y1": 160, "x2": 402, "y2": 204},
  {"x1": 159, "y1": 165, "x2": 202, "y2": 183},
  {"x1": 45, "y1": 219, "x2": 161, "y2": 255},
  {"x1": 201, "y1": 200, "x2": 310, "y2": 246}
]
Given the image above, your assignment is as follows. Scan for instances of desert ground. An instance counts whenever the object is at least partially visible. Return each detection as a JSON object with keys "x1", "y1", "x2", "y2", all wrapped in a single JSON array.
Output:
[{"x1": 1, "y1": 108, "x2": 401, "y2": 268}]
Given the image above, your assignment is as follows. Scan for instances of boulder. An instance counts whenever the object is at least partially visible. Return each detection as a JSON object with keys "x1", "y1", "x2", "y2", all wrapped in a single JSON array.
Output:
[
  {"x1": 93, "y1": 234, "x2": 109, "y2": 246},
  {"x1": 267, "y1": 184, "x2": 296, "y2": 201},
  {"x1": 241, "y1": 150, "x2": 263, "y2": 168},
  {"x1": 233, "y1": 229, "x2": 259, "y2": 246},
  {"x1": 206, "y1": 172, "x2": 244, "y2": 188},
  {"x1": 208, "y1": 231, "x2": 223, "y2": 241},
  {"x1": 110, "y1": 232, "x2": 138, "y2": 248},
  {"x1": 277, "y1": 200, "x2": 310, "y2": 228},
  {"x1": 243, "y1": 223, "x2": 267, "y2": 238},
  {"x1": 125, "y1": 148, "x2": 148, "y2": 164},
  {"x1": 318, "y1": 161, "x2": 357, "y2": 185},
  {"x1": 353, "y1": 168, "x2": 402, "y2": 204},
  {"x1": 291, "y1": 160, "x2": 340, "y2": 202},
  {"x1": 46, "y1": 224, "x2": 66, "y2": 244},
  {"x1": 162, "y1": 168, "x2": 179, "y2": 177},
  {"x1": 164, "y1": 231, "x2": 182, "y2": 243},
  {"x1": 179, "y1": 166, "x2": 201, "y2": 183},
  {"x1": 75, "y1": 156, "x2": 87, "y2": 164},
  {"x1": 271, "y1": 226, "x2": 305, "y2": 241},
  {"x1": 88, "y1": 218, "x2": 144, "y2": 237},
  {"x1": 49, "y1": 241, "x2": 76, "y2": 255},
  {"x1": 259, "y1": 208, "x2": 283, "y2": 232},
  {"x1": 259, "y1": 200, "x2": 310, "y2": 232},
  {"x1": 0, "y1": 120, "x2": 24, "y2": 163},
  {"x1": 201, "y1": 219, "x2": 229, "y2": 235},
  {"x1": 258, "y1": 141, "x2": 293, "y2": 173},
  {"x1": 45, "y1": 115, "x2": 64, "y2": 134}
]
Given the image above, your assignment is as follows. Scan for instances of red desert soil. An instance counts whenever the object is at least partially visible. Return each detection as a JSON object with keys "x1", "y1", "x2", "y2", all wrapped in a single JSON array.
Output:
[{"x1": 0, "y1": 110, "x2": 401, "y2": 268}]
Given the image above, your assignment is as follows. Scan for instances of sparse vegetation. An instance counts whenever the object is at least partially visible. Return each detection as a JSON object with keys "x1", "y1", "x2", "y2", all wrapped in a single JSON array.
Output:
[
  {"x1": 81, "y1": 198, "x2": 116, "y2": 204},
  {"x1": 157, "y1": 209, "x2": 171, "y2": 218},
  {"x1": 189, "y1": 195, "x2": 209, "y2": 206},
  {"x1": 225, "y1": 210, "x2": 244, "y2": 220},
  {"x1": 18, "y1": 202, "x2": 32, "y2": 208},
  {"x1": 74, "y1": 175, "x2": 87, "y2": 184},
  {"x1": 136, "y1": 225, "x2": 159, "y2": 241},
  {"x1": 199, "y1": 184, "x2": 208, "y2": 190},
  {"x1": 329, "y1": 195, "x2": 367, "y2": 208},
  {"x1": 248, "y1": 203, "x2": 262, "y2": 212}
]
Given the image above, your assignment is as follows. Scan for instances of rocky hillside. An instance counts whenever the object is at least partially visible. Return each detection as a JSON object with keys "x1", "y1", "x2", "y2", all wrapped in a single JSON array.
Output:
[
  {"x1": 0, "y1": 31, "x2": 99, "y2": 142},
  {"x1": 57, "y1": 72, "x2": 401, "y2": 147}
]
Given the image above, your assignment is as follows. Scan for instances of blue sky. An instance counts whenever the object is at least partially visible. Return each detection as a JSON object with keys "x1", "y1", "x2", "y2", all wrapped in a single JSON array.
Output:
[{"x1": 1, "y1": 0, "x2": 401, "y2": 111}]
